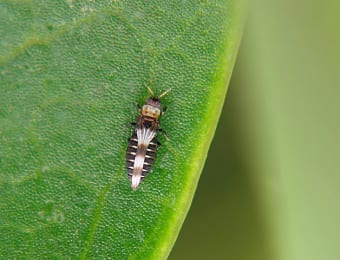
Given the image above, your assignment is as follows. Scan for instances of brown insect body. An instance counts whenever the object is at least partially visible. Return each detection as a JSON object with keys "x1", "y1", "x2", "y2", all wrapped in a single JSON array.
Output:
[{"x1": 126, "y1": 88, "x2": 170, "y2": 189}]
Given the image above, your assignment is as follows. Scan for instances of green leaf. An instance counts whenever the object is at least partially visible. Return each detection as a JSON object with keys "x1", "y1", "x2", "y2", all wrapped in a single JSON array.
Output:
[{"x1": 0, "y1": 1, "x2": 244, "y2": 258}]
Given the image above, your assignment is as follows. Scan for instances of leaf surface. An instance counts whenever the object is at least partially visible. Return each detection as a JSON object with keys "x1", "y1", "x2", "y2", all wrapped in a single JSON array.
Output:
[{"x1": 0, "y1": 1, "x2": 244, "y2": 258}]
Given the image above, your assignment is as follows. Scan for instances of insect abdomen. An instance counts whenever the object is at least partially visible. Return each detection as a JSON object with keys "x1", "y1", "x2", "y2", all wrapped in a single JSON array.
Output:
[{"x1": 126, "y1": 131, "x2": 158, "y2": 188}]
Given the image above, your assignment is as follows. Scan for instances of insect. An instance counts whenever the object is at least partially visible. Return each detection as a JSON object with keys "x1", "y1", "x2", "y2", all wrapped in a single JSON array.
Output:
[{"x1": 126, "y1": 86, "x2": 171, "y2": 190}]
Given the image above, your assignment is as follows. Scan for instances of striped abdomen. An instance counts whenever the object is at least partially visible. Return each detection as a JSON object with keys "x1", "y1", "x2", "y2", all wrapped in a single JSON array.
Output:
[{"x1": 126, "y1": 130, "x2": 158, "y2": 189}]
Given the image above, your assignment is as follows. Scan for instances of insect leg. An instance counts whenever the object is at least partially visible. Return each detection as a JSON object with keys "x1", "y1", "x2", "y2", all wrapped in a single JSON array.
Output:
[
  {"x1": 162, "y1": 107, "x2": 167, "y2": 116},
  {"x1": 157, "y1": 140, "x2": 162, "y2": 148},
  {"x1": 126, "y1": 122, "x2": 136, "y2": 129},
  {"x1": 159, "y1": 128, "x2": 169, "y2": 141}
]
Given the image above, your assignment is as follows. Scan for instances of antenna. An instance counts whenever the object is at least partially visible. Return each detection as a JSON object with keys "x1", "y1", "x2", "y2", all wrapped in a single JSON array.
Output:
[
  {"x1": 158, "y1": 88, "x2": 172, "y2": 99},
  {"x1": 144, "y1": 83, "x2": 155, "y2": 97}
]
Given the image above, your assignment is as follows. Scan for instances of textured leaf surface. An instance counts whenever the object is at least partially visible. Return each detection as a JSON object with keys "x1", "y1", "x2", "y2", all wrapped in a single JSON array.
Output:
[{"x1": 0, "y1": 1, "x2": 244, "y2": 258}]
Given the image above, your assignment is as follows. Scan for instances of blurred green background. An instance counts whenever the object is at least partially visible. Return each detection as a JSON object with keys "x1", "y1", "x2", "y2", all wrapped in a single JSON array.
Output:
[{"x1": 170, "y1": 0, "x2": 340, "y2": 259}]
